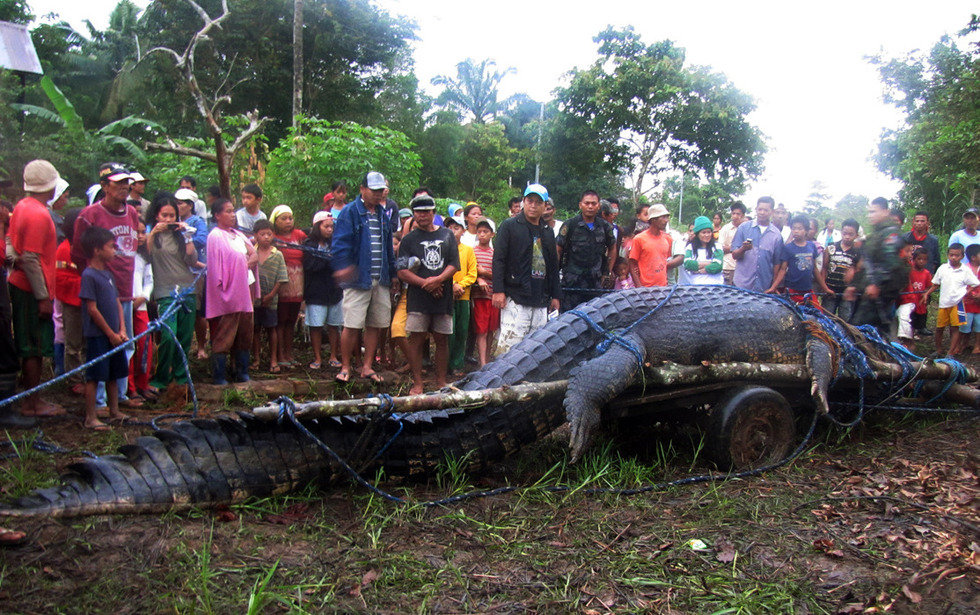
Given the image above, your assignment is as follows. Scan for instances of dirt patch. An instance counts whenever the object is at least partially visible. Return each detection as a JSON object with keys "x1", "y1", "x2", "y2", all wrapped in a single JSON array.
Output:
[{"x1": 1, "y1": 349, "x2": 978, "y2": 612}]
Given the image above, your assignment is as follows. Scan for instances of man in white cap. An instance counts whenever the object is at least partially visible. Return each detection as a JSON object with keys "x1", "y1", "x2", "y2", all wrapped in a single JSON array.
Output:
[
  {"x1": 7, "y1": 160, "x2": 65, "y2": 419},
  {"x1": 127, "y1": 171, "x2": 150, "y2": 218},
  {"x1": 72, "y1": 163, "x2": 143, "y2": 408},
  {"x1": 628, "y1": 203, "x2": 681, "y2": 287},
  {"x1": 491, "y1": 183, "x2": 561, "y2": 356},
  {"x1": 332, "y1": 171, "x2": 398, "y2": 383}
]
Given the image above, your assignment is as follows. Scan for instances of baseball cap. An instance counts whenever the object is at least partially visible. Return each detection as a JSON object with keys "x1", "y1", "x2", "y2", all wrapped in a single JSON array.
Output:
[
  {"x1": 129, "y1": 171, "x2": 146, "y2": 182},
  {"x1": 523, "y1": 183, "x2": 549, "y2": 202},
  {"x1": 410, "y1": 194, "x2": 436, "y2": 210},
  {"x1": 445, "y1": 215, "x2": 465, "y2": 228},
  {"x1": 22, "y1": 159, "x2": 60, "y2": 193},
  {"x1": 398, "y1": 208, "x2": 413, "y2": 219},
  {"x1": 101, "y1": 164, "x2": 131, "y2": 183},
  {"x1": 964, "y1": 208, "x2": 978, "y2": 217},
  {"x1": 647, "y1": 204, "x2": 670, "y2": 218},
  {"x1": 475, "y1": 216, "x2": 496, "y2": 232},
  {"x1": 174, "y1": 188, "x2": 198, "y2": 202},
  {"x1": 312, "y1": 210, "x2": 331, "y2": 226},
  {"x1": 362, "y1": 171, "x2": 387, "y2": 190}
]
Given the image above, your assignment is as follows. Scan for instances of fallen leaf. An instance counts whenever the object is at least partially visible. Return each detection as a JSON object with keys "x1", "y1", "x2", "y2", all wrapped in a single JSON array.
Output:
[
  {"x1": 216, "y1": 510, "x2": 236, "y2": 523},
  {"x1": 715, "y1": 540, "x2": 737, "y2": 563},
  {"x1": 901, "y1": 585, "x2": 921, "y2": 603}
]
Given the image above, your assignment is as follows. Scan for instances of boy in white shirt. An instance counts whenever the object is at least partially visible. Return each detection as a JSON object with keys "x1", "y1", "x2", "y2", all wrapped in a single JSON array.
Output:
[{"x1": 923, "y1": 243, "x2": 980, "y2": 355}]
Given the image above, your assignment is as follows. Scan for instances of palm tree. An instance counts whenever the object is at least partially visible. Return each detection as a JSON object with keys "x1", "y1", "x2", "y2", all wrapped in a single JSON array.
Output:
[{"x1": 431, "y1": 58, "x2": 515, "y2": 123}]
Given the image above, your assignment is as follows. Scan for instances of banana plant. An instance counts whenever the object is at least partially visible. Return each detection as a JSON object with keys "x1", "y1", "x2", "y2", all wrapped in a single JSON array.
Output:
[{"x1": 12, "y1": 75, "x2": 162, "y2": 161}]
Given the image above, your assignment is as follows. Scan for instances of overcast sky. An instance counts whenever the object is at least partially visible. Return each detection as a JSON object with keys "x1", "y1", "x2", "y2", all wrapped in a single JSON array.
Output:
[{"x1": 26, "y1": 0, "x2": 979, "y2": 211}]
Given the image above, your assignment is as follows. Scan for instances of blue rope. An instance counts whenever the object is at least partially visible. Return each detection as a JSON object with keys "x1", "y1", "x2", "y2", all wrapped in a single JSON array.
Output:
[{"x1": 0, "y1": 270, "x2": 205, "y2": 411}]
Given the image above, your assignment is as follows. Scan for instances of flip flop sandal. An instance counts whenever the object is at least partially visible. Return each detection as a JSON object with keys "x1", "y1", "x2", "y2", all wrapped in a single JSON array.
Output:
[
  {"x1": 334, "y1": 370, "x2": 351, "y2": 384},
  {"x1": 360, "y1": 371, "x2": 384, "y2": 384},
  {"x1": 328, "y1": 359, "x2": 343, "y2": 369},
  {"x1": 308, "y1": 361, "x2": 322, "y2": 370},
  {"x1": 269, "y1": 365, "x2": 282, "y2": 374}
]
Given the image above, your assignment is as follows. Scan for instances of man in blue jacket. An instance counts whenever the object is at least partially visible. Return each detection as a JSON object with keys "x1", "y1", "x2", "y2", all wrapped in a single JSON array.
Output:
[{"x1": 332, "y1": 171, "x2": 398, "y2": 383}]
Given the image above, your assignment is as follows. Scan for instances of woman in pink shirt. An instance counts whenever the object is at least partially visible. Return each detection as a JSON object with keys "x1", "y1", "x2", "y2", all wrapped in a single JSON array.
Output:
[{"x1": 206, "y1": 198, "x2": 259, "y2": 384}]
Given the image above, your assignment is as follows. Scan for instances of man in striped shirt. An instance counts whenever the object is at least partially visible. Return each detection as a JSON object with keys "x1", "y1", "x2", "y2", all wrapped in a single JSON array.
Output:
[{"x1": 332, "y1": 171, "x2": 398, "y2": 384}]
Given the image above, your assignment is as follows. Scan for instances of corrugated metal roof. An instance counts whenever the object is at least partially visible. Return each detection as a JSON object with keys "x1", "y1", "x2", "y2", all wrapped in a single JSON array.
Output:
[{"x1": 0, "y1": 21, "x2": 43, "y2": 74}]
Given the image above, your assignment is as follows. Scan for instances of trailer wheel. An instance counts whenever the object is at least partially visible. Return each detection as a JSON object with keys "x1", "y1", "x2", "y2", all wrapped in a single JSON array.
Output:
[{"x1": 706, "y1": 386, "x2": 795, "y2": 470}]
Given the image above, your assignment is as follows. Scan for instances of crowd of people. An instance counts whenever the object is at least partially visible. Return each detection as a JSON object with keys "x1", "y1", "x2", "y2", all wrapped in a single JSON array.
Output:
[{"x1": 0, "y1": 158, "x2": 972, "y2": 429}]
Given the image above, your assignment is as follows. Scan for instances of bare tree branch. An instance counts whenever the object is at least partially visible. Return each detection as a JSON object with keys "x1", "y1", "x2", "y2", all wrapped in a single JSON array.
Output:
[
  {"x1": 146, "y1": 141, "x2": 217, "y2": 162},
  {"x1": 227, "y1": 111, "x2": 268, "y2": 157}
]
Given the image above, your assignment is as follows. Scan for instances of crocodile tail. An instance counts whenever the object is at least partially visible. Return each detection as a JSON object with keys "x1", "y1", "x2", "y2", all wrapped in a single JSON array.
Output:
[
  {"x1": 565, "y1": 332, "x2": 646, "y2": 462},
  {"x1": 0, "y1": 414, "x2": 331, "y2": 518}
]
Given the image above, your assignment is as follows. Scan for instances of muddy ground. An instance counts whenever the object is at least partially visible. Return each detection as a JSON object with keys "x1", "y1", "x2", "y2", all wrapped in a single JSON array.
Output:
[{"x1": 0, "y1": 346, "x2": 978, "y2": 613}]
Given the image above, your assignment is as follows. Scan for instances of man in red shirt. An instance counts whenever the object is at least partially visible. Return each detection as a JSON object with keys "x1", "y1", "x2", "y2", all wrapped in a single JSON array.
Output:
[
  {"x1": 628, "y1": 204, "x2": 682, "y2": 287},
  {"x1": 7, "y1": 160, "x2": 64, "y2": 417}
]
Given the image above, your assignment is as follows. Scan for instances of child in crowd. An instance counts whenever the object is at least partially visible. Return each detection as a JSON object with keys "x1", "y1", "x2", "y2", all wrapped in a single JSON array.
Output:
[
  {"x1": 613, "y1": 257, "x2": 634, "y2": 290},
  {"x1": 79, "y1": 227, "x2": 129, "y2": 430},
  {"x1": 303, "y1": 211, "x2": 344, "y2": 370},
  {"x1": 55, "y1": 209, "x2": 84, "y2": 393},
  {"x1": 252, "y1": 219, "x2": 288, "y2": 373},
  {"x1": 682, "y1": 216, "x2": 724, "y2": 285},
  {"x1": 959, "y1": 244, "x2": 980, "y2": 353},
  {"x1": 897, "y1": 248, "x2": 932, "y2": 351},
  {"x1": 445, "y1": 216, "x2": 477, "y2": 374},
  {"x1": 129, "y1": 221, "x2": 155, "y2": 401},
  {"x1": 387, "y1": 234, "x2": 411, "y2": 372},
  {"x1": 820, "y1": 218, "x2": 861, "y2": 322},
  {"x1": 923, "y1": 243, "x2": 980, "y2": 356},
  {"x1": 236, "y1": 183, "x2": 266, "y2": 232},
  {"x1": 269, "y1": 205, "x2": 306, "y2": 367},
  {"x1": 147, "y1": 193, "x2": 198, "y2": 393},
  {"x1": 772, "y1": 215, "x2": 832, "y2": 302},
  {"x1": 470, "y1": 218, "x2": 498, "y2": 367}
]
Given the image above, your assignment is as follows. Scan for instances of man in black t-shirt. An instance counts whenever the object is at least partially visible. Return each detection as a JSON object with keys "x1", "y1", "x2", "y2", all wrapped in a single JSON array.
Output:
[{"x1": 397, "y1": 194, "x2": 459, "y2": 395}]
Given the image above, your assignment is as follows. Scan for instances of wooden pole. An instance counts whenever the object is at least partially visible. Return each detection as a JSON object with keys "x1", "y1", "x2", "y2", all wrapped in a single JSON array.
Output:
[{"x1": 251, "y1": 359, "x2": 979, "y2": 421}]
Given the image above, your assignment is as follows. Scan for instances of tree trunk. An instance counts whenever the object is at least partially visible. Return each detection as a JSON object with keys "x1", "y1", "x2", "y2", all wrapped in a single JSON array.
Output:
[{"x1": 292, "y1": 0, "x2": 304, "y2": 130}]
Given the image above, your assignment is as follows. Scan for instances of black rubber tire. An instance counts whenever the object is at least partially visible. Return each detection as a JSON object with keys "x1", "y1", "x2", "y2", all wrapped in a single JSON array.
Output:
[{"x1": 706, "y1": 386, "x2": 796, "y2": 470}]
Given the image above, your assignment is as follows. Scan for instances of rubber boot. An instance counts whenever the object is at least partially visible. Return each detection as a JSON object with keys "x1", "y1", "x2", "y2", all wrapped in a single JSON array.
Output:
[
  {"x1": 0, "y1": 372, "x2": 35, "y2": 429},
  {"x1": 212, "y1": 353, "x2": 228, "y2": 385},
  {"x1": 234, "y1": 350, "x2": 251, "y2": 383}
]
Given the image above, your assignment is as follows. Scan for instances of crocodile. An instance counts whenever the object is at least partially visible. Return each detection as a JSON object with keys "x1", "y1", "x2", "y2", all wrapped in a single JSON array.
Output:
[{"x1": 0, "y1": 286, "x2": 835, "y2": 517}]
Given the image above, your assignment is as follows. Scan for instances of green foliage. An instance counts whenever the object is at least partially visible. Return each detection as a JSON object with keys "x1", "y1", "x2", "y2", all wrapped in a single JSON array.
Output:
[
  {"x1": 556, "y1": 26, "x2": 766, "y2": 206},
  {"x1": 872, "y1": 26, "x2": 980, "y2": 233},
  {"x1": 142, "y1": 139, "x2": 220, "y2": 195},
  {"x1": 265, "y1": 117, "x2": 421, "y2": 224},
  {"x1": 420, "y1": 120, "x2": 523, "y2": 206},
  {"x1": 0, "y1": 0, "x2": 32, "y2": 23},
  {"x1": 431, "y1": 58, "x2": 515, "y2": 123},
  {"x1": 136, "y1": 0, "x2": 421, "y2": 143},
  {"x1": 660, "y1": 174, "x2": 749, "y2": 227}
]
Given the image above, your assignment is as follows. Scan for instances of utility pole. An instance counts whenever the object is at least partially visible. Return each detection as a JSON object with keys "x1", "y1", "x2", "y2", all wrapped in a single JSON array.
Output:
[
  {"x1": 678, "y1": 172, "x2": 685, "y2": 226},
  {"x1": 292, "y1": 0, "x2": 304, "y2": 130},
  {"x1": 534, "y1": 101, "x2": 543, "y2": 184}
]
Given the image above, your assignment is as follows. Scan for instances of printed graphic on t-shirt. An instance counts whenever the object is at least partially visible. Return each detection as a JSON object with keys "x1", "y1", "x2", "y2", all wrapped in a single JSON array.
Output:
[
  {"x1": 421, "y1": 239, "x2": 446, "y2": 271},
  {"x1": 794, "y1": 251, "x2": 813, "y2": 272},
  {"x1": 531, "y1": 237, "x2": 545, "y2": 279}
]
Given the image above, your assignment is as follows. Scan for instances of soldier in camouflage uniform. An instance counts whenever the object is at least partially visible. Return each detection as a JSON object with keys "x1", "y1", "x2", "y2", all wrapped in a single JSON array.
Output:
[
  {"x1": 846, "y1": 197, "x2": 908, "y2": 336},
  {"x1": 556, "y1": 190, "x2": 617, "y2": 312}
]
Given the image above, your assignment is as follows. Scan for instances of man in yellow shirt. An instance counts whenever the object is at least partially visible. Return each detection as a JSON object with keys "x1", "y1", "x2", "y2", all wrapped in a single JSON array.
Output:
[{"x1": 445, "y1": 215, "x2": 477, "y2": 374}]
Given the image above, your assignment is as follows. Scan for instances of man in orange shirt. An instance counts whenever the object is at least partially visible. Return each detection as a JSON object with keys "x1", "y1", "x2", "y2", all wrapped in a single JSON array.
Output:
[
  {"x1": 7, "y1": 160, "x2": 65, "y2": 417},
  {"x1": 628, "y1": 204, "x2": 682, "y2": 287}
]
